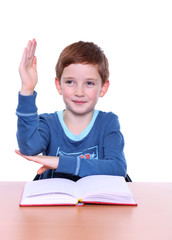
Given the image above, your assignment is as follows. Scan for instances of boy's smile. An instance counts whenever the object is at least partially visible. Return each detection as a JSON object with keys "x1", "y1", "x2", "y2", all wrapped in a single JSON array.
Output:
[
  {"x1": 55, "y1": 63, "x2": 109, "y2": 117},
  {"x1": 72, "y1": 100, "x2": 87, "y2": 105}
]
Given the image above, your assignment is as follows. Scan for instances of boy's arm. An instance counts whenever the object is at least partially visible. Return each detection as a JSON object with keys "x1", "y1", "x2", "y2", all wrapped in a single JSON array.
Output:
[
  {"x1": 19, "y1": 39, "x2": 38, "y2": 96},
  {"x1": 16, "y1": 92, "x2": 50, "y2": 155},
  {"x1": 16, "y1": 39, "x2": 49, "y2": 155}
]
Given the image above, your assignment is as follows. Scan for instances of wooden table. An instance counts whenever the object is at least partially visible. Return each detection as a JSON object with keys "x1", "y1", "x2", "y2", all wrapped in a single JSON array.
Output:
[{"x1": 0, "y1": 182, "x2": 172, "y2": 240}]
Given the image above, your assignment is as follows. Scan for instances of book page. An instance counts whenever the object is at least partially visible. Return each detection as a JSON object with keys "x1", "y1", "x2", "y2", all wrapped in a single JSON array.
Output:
[
  {"x1": 76, "y1": 175, "x2": 135, "y2": 204},
  {"x1": 22, "y1": 178, "x2": 78, "y2": 199}
]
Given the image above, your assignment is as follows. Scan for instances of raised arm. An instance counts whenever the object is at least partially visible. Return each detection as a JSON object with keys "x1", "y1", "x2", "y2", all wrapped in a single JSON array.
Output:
[
  {"x1": 19, "y1": 39, "x2": 38, "y2": 95},
  {"x1": 16, "y1": 39, "x2": 49, "y2": 156}
]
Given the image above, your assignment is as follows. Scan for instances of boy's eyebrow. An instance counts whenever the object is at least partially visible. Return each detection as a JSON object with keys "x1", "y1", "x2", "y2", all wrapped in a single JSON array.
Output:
[
  {"x1": 85, "y1": 78, "x2": 98, "y2": 81},
  {"x1": 62, "y1": 77, "x2": 98, "y2": 81},
  {"x1": 63, "y1": 77, "x2": 75, "y2": 79}
]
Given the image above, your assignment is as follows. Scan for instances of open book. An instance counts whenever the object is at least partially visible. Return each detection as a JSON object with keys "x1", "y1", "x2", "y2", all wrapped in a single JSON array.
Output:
[{"x1": 20, "y1": 175, "x2": 137, "y2": 206}]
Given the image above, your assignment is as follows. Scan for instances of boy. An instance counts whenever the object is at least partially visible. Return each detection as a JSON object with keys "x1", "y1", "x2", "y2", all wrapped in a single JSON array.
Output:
[{"x1": 16, "y1": 39, "x2": 127, "y2": 181}]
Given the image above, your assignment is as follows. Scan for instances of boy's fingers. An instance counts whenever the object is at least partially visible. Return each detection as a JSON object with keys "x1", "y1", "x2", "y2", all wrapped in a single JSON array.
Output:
[
  {"x1": 15, "y1": 149, "x2": 27, "y2": 158},
  {"x1": 15, "y1": 149, "x2": 48, "y2": 175},
  {"x1": 26, "y1": 40, "x2": 36, "y2": 65},
  {"x1": 15, "y1": 149, "x2": 58, "y2": 170},
  {"x1": 15, "y1": 149, "x2": 36, "y2": 162},
  {"x1": 29, "y1": 39, "x2": 36, "y2": 61},
  {"x1": 31, "y1": 39, "x2": 37, "y2": 57},
  {"x1": 37, "y1": 166, "x2": 48, "y2": 175},
  {"x1": 26, "y1": 40, "x2": 32, "y2": 59},
  {"x1": 19, "y1": 48, "x2": 27, "y2": 70},
  {"x1": 15, "y1": 149, "x2": 22, "y2": 156},
  {"x1": 19, "y1": 39, "x2": 37, "y2": 71},
  {"x1": 33, "y1": 56, "x2": 37, "y2": 68}
]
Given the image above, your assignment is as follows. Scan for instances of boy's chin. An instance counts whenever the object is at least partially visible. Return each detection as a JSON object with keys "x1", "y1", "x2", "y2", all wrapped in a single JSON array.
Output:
[{"x1": 66, "y1": 108, "x2": 95, "y2": 116}]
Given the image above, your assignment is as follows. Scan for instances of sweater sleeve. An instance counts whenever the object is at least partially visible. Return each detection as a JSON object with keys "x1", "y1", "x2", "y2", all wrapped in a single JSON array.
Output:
[
  {"x1": 55, "y1": 116, "x2": 127, "y2": 178},
  {"x1": 16, "y1": 92, "x2": 50, "y2": 155}
]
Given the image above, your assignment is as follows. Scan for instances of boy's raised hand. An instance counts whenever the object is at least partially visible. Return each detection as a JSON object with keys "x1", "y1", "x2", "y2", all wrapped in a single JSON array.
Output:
[{"x1": 19, "y1": 39, "x2": 38, "y2": 95}]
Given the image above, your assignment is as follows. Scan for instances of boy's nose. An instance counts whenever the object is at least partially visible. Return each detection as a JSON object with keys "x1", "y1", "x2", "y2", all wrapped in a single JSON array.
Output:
[{"x1": 74, "y1": 85, "x2": 85, "y2": 97}]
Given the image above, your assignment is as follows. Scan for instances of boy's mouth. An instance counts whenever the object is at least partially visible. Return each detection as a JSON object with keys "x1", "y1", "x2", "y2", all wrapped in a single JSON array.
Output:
[{"x1": 72, "y1": 100, "x2": 87, "y2": 105}]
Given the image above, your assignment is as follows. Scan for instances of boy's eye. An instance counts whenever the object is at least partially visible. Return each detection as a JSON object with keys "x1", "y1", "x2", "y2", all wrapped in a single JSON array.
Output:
[
  {"x1": 86, "y1": 81, "x2": 95, "y2": 86},
  {"x1": 66, "y1": 80, "x2": 74, "y2": 85}
]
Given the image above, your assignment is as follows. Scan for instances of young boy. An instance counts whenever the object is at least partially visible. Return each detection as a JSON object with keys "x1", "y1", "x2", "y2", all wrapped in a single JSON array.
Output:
[{"x1": 16, "y1": 39, "x2": 127, "y2": 181}]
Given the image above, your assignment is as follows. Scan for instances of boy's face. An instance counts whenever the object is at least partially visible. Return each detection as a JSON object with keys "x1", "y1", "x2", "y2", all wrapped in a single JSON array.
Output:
[{"x1": 55, "y1": 63, "x2": 109, "y2": 116}]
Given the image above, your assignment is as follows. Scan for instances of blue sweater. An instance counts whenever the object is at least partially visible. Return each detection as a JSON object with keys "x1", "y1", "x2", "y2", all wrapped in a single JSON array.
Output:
[{"x1": 16, "y1": 92, "x2": 127, "y2": 180}]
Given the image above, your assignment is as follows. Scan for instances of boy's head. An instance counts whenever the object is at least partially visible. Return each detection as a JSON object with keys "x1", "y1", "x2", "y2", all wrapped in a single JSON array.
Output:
[{"x1": 55, "y1": 41, "x2": 109, "y2": 84}]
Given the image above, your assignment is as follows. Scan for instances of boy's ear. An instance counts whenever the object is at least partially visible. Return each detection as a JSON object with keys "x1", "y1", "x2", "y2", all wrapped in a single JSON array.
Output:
[
  {"x1": 55, "y1": 77, "x2": 62, "y2": 95},
  {"x1": 99, "y1": 80, "x2": 110, "y2": 97}
]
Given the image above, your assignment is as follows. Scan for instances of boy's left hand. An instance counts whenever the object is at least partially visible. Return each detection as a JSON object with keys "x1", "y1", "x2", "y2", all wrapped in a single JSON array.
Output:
[{"x1": 15, "y1": 150, "x2": 59, "y2": 175}]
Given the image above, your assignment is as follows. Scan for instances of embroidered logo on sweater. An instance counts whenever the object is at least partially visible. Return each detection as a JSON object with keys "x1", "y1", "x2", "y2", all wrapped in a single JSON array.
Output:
[{"x1": 56, "y1": 146, "x2": 98, "y2": 159}]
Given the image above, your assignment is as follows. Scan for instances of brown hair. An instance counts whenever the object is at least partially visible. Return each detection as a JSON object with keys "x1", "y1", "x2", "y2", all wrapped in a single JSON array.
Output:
[{"x1": 55, "y1": 41, "x2": 109, "y2": 84}]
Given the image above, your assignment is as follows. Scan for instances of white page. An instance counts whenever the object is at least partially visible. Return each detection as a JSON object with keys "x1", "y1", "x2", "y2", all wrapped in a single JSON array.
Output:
[
  {"x1": 76, "y1": 175, "x2": 132, "y2": 199},
  {"x1": 22, "y1": 178, "x2": 78, "y2": 199}
]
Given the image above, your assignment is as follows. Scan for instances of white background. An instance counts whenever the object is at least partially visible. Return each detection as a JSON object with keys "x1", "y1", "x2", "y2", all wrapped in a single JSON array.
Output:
[{"x1": 0, "y1": 0, "x2": 171, "y2": 181}]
